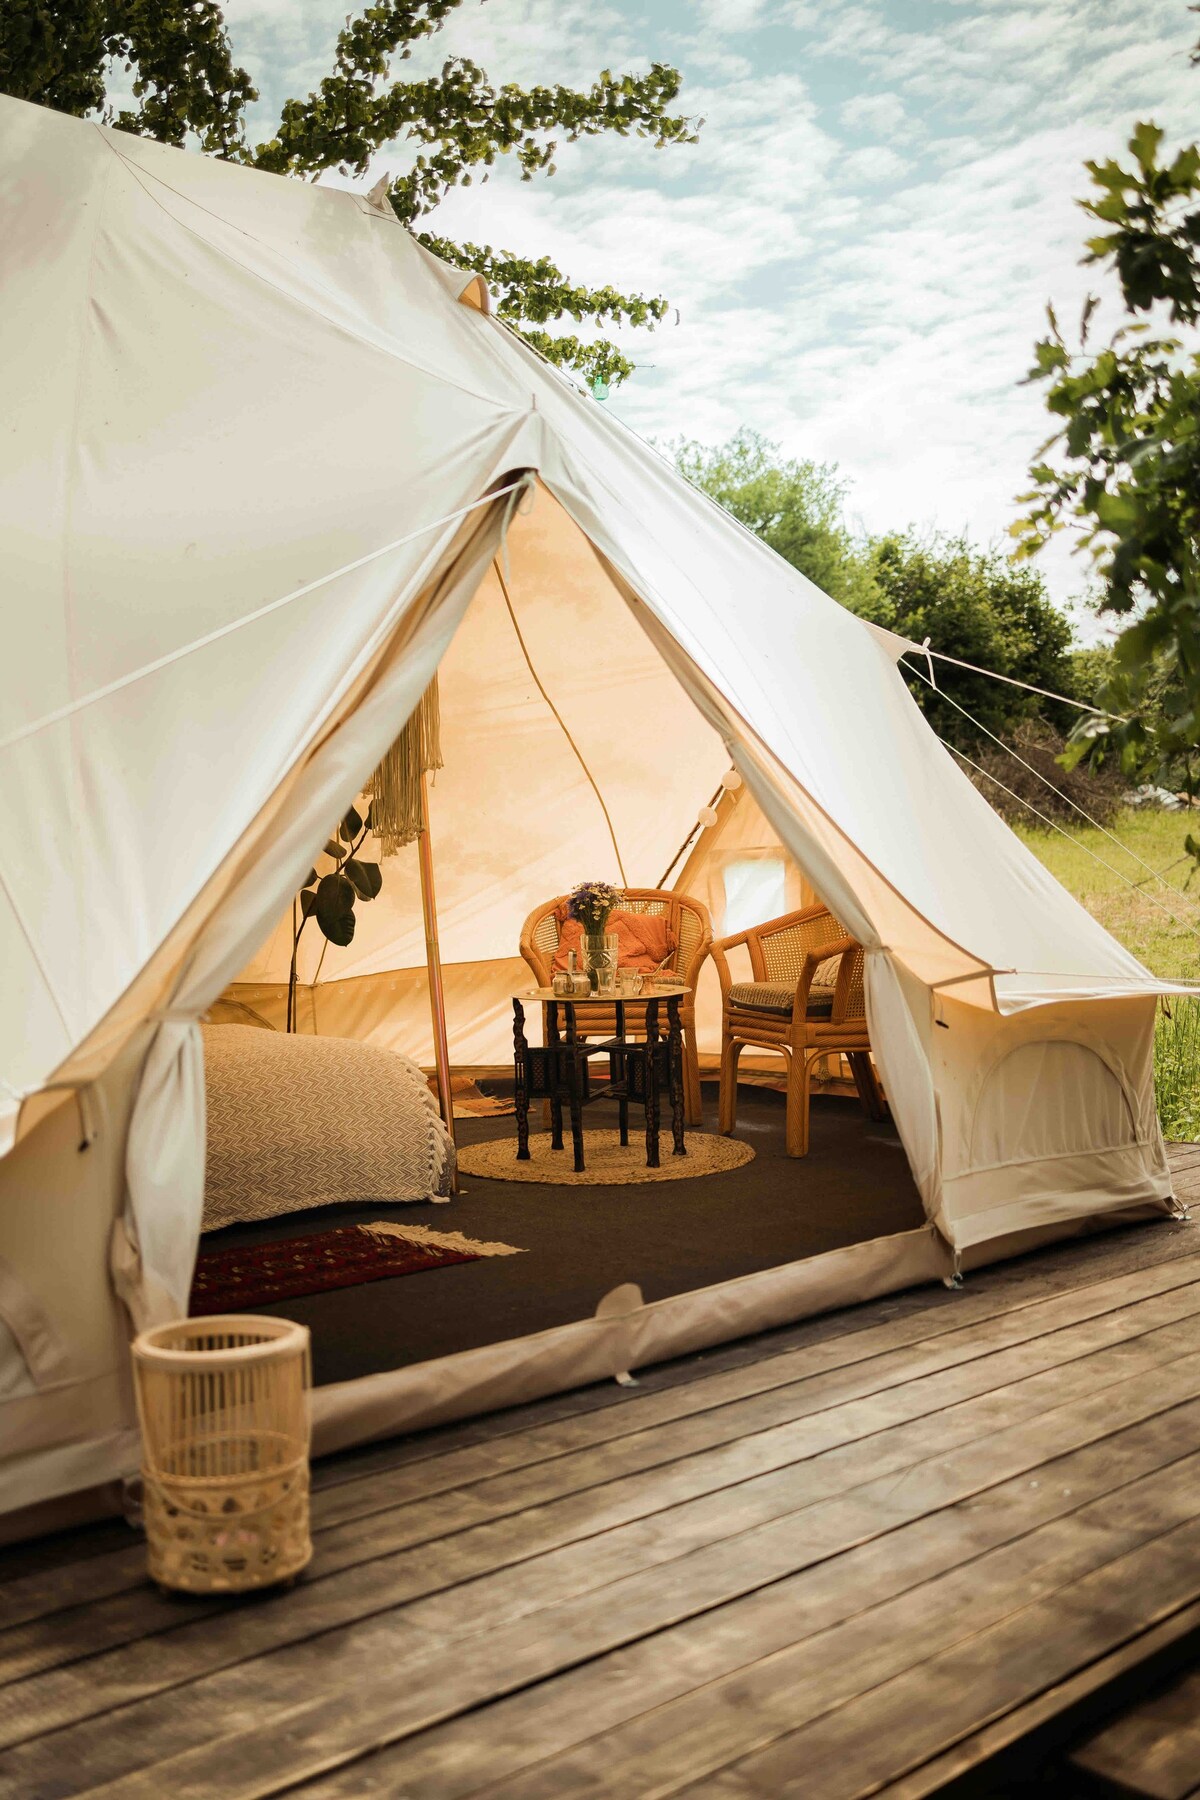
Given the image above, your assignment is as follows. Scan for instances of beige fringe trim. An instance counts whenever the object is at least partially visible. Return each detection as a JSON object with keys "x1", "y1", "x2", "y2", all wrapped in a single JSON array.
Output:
[
  {"x1": 358, "y1": 1221, "x2": 524, "y2": 1258},
  {"x1": 367, "y1": 679, "x2": 443, "y2": 856}
]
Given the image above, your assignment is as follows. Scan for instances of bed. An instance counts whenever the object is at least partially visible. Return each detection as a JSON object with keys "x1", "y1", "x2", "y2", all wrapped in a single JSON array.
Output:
[{"x1": 201, "y1": 1025, "x2": 454, "y2": 1231}]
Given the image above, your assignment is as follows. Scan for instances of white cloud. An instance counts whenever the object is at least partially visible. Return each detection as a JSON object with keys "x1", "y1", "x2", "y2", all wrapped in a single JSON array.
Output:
[
  {"x1": 839, "y1": 91, "x2": 920, "y2": 144},
  {"x1": 221, "y1": 0, "x2": 1199, "y2": 614}
]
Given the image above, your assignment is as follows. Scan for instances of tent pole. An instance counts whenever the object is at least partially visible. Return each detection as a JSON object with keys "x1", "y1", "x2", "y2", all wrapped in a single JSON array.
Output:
[{"x1": 419, "y1": 770, "x2": 458, "y2": 1192}]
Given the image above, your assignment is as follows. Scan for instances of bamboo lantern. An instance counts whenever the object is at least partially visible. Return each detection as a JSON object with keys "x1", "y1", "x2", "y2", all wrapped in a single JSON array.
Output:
[{"x1": 131, "y1": 1316, "x2": 312, "y2": 1594}]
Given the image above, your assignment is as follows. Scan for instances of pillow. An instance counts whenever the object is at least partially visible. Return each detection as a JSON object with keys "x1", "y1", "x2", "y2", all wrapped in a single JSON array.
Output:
[
  {"x1": 552, "y1": 908, "x2": 677, "y2": 974},
  {"x1": 811, "y1": 954, "x2": 843, "y2": 991}
]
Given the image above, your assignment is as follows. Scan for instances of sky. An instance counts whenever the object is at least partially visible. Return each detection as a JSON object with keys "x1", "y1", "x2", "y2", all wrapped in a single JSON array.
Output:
[{"x1": 222, "y1": 0, "x2": 1200, "y2": 616}]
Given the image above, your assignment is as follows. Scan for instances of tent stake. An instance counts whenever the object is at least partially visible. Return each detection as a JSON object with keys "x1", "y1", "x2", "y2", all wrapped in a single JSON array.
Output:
[{"x1": 419, "y1": 770, "x2": 458, "y2": 1192}]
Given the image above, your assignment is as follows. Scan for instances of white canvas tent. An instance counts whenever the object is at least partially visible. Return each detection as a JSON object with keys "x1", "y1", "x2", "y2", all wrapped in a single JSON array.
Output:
[{"x1": 0, "y1": 93, "x2": 1191, "y2": 1527}]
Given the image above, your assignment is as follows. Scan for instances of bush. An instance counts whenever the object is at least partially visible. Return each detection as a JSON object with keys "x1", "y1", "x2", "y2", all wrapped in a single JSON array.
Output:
[
  {"x1": 965, "y1": 722, "x2": 1127, "y2": 828},
  {"x1": 1156, "y1": 998, "x2": 1200, "y2": 1142}
]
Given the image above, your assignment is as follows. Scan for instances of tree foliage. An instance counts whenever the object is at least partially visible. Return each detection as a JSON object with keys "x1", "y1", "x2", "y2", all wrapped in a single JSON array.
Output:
[
  {"x1": 1012, "y1": 24, "x2": 1200, "y2": 859},
  {"x1": 868, "y1": 533, "x2": 1079, "y2": 748},
  {"x1": 672, "y1": 429, "x2": 886, "y2": 622},
  {"x1": 0, "y1": 0, "x2": 695, "y2": 384},
  {"x1": 676, "y1": 430, "x2": 1080, "y2": 753}
]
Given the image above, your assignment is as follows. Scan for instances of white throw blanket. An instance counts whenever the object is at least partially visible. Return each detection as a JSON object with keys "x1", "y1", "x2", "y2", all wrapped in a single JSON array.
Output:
[{"x1": 201, "y1": 1026, "x2": 454, "y2": 1231}]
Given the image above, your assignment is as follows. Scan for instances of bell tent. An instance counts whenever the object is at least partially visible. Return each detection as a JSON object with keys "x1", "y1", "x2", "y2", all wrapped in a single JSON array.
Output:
[{"x1": 0, "y1": 92, "x2": 1189, "y2": 1528}]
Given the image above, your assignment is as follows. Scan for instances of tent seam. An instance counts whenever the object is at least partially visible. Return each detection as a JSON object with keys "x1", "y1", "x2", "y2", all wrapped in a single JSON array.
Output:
[{"x1": 491, "y1": 555, "x2": 628, "y2": 886}]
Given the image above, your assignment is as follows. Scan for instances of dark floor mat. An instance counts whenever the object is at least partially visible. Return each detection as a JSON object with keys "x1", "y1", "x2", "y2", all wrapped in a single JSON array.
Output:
[{"x1": 199, "y1": 1083, "x2": 923, "y2": 1385}]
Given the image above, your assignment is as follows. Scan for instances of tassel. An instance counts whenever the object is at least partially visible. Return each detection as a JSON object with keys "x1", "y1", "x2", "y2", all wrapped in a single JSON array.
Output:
[
  {"x1": 356, "y1": 1221, "x2": 523, "y2": 1258},
  {"x1": 367, "y1": 678, "x2": 443, "y2": 856}
]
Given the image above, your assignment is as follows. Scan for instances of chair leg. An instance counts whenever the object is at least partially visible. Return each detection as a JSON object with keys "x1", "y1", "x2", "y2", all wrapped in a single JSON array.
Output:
[
  {"x1": 849, "y1": 1052, "x2": 887, "y2": 1121},
  {"x1": 786, "y1": 1048, "x2": 813, "y2": 1157},
  {"x1": 718, "y1": 1034, "x2": 743, "y2": 1135},
  {"x1": 683, "y1": 1020, "x2": 703, "y2": 1126}
]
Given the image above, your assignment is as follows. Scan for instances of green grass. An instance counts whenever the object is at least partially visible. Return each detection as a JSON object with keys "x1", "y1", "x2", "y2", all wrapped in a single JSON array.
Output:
[{"x1": 1015, "y1": 808, "x2": 1200, "y2": 1140}]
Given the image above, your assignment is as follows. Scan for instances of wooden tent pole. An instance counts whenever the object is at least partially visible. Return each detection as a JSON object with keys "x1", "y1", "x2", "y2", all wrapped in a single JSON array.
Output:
[{"x1": 419, "y1": 770, "x2": 458, "y2": 1191}]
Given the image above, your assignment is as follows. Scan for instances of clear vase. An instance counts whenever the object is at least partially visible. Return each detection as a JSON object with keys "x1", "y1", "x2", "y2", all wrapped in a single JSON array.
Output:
[{"x1": 581, "y1": 932, "x2": 619, "y2": 993}]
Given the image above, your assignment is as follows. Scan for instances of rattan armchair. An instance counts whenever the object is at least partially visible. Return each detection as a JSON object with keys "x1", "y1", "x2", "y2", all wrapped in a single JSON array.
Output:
[
  {"x1": 711, "y1": 901, "x2": 886, "y2": 1157},
  {"x1": 519, "y1": 888, "x2": 712, "y2": 1126}
]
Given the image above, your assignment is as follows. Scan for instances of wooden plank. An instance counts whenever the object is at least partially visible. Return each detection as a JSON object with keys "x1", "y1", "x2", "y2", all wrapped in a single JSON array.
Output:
[
  {"x1": 879, "y1": 1601, "x2": 1200, "y2": 1799},
  {"x1": 276, "y1": 1409, "x2": 1200, "y2": 1800},
  {"x1": 3, "y1": 1285, "x2": 1199, "y2": 1746},
  {"x1": 1068, "y1": 1662, "x2": 1200, "y2": 1799},
  {"x1": 11, "y1": 1331, "x2": 1200, "y2": 1797},
  {"x1": 670, "y1": 1519, "x2": 1200, "y2": 1799},
  {"x1": 9, "y1": 1233, "x2": 1197, "y2": 1638},
  {"x1": 435, "y1": 1448, "x2": 1200, "y2": 1800},
  {"x1": 7, "y1": 1250, "x2": 1198, "y2": 1651}
]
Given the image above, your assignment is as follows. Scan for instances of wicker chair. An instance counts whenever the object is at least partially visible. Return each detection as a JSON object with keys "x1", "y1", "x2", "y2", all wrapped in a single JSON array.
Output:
[
  {"x1": 519, "y1": 889, "x2": 712, "y2": 1126},
  {"x1": 711, "y1": 902, "x2": 886, "y2": 1157}
]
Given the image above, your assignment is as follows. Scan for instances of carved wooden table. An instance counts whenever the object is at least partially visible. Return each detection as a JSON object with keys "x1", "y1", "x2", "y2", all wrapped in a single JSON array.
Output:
[{"x1": 511, "y1": 986, "x2": 689, "y2": 1174}]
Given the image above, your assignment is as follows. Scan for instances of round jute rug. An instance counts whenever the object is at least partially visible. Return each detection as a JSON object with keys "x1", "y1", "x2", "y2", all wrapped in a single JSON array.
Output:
[{"x1": 457, "y1": 1129, "x2": 755, "y2": 1186}]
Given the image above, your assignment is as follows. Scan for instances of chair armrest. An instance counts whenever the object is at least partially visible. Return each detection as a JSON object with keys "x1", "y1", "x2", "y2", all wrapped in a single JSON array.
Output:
[
  {"x1": 708, "y1": 927, "x2": 751, "y2": 996},
  {"x1": 680, "y1": 928, "x2": 714, "y2": 995},
  {"x1": 789, "y1": 936, "x2": 856, "y2": 1025},
  {"x1": 831, "y1": 944, "x2": 867, "y2": 1025}
]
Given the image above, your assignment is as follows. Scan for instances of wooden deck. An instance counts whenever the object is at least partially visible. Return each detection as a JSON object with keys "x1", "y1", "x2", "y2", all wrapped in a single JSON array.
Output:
[{"x1": 3, "y1": 1144, "x2": 1200, "y2": 1799}]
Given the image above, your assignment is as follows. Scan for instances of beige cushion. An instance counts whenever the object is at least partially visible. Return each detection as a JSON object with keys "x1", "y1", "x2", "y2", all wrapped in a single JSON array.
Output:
[{"x1": 728, "y1": 981, "x2": 835, "y2": 1017}]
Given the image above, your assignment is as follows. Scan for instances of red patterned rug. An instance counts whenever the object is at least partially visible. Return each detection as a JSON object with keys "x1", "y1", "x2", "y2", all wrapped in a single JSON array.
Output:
[{"x1": 190, "y1": 1221, "x2": 522, "y2": 1315}]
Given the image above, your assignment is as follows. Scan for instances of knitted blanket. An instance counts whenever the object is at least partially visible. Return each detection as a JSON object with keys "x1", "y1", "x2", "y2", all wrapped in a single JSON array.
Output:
[{"x1": 201, "y1": 1026, "x2": 454, "y2": 1231}]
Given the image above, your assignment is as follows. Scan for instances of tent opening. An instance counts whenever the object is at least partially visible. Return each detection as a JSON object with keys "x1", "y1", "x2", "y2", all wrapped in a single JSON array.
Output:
[
  {"x1": 0, "y1": 97, "x2": 1182, "y2": 1525},
  {"x1": 202, "y1": 483, "x2": 930, "y2": 1394}
]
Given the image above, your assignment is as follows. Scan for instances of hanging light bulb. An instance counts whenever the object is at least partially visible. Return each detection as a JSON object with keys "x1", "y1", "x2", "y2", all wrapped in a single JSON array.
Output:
[
  {"x1": 697, "y1": 804, "x2": 719, "y2": 828},
  {"x1": 722, "y1": 767, "x2": 743, "y2": 790}
]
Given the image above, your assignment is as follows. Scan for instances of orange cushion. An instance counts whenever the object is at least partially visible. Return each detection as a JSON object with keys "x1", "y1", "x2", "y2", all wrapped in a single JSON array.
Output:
[{"x1": 552, "y1": 908, "x2": 677, "y2": 974}]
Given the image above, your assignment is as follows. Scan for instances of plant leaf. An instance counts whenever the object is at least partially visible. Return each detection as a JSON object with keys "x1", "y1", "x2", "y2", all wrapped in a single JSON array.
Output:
[
  {"x1": 314, "y1": 872, "x2": 356, "y2": 946},
  {"x1": 324, "y1": 840, "x2": 344, "y2": 861},
  {"x1": 299, "y1": 888, "x2": 318, "y2": 916},
  {"x1": 343, "y1": 858, "x2": 382, "y2": 901},
  {"x1": 339, "y1": 805, "x2": 363, "y2": 843}
]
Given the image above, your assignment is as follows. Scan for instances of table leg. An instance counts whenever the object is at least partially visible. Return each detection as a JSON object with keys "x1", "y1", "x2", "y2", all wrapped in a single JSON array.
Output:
[
  {"x1": 547, "y1": 1000, "x2": 564, "y2": 1151},
  {"x1": 644, "y1": 998, "x2": 660, "y2": 1169},
  {"x1": 565, "y1": 1002, "x2": 586, "y2": 1172},
  {"x1": 615, "y1": 998, "x2": 629, "y2": 1147},
  {"x1": 512, "y1": 999, "x2": 530, "y2": 1161},
  {"x1": 668, "y1": 996, "x2": 686, "y2": 1156}
]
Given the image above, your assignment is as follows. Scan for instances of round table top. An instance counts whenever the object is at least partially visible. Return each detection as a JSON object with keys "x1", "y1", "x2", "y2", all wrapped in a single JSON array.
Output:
[{"x1": 516, "y1": 983, "x2": 691, "y2": 1003}]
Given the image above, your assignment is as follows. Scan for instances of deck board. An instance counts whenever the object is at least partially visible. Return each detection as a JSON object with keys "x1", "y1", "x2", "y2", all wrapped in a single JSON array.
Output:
[
  {"x1": 0, "y1": 1162, "x2": 1197, "y2": 1799},
  {"x1": 1069, "y1": 1660, "x2": 1200, "y2": 1799},
  {"x1": 5, "y1": 1289, "x2": 1200, "y2": 1762}
]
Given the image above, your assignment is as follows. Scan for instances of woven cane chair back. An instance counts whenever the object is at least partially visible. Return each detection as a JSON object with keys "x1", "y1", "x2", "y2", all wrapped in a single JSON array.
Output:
[{"x1": 757, "y1": 908, "x2": 849, "y2": 983}]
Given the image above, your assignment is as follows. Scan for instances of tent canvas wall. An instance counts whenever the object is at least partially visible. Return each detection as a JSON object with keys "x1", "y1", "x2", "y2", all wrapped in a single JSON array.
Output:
[{"x1": 0, "y1": 94, "x2": 1190, "y2": 1526}]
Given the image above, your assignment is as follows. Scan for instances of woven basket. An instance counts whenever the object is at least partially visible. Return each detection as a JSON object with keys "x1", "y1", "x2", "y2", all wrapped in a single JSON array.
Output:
[{"x1": 131, "y1": 1315, "x2": 312, "y2": 1594}]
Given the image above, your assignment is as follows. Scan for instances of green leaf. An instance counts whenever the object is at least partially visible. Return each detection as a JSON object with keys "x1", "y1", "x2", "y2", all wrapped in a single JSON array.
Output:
[
  {"x1": 302, "y1": 869, "x2": 317, "y2": 890},
  {"x1": 1130, "y1": 121, "x2": 1164, "y2": 172},
  {"x1": 324, "y1": 840, "x2": 343, "y2": 861},
  {"x1": 339, "y1": 806, "x2": 363, "y2": 843},
  {"x1": 299, "y1": 888, "x2": 318, "y2": 917},
  {"x1": 343, "y1": 858, "x2": 382, "y2": 901},
  {"x1": 314, "y1": 872, "x2": 356, "y2": 947}
]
